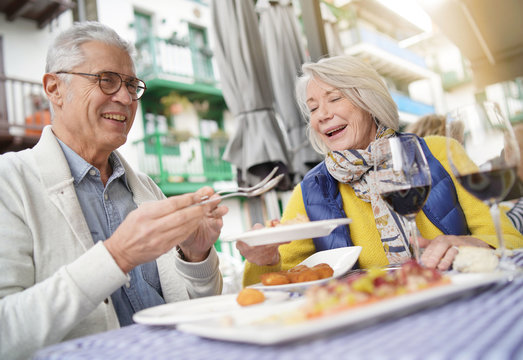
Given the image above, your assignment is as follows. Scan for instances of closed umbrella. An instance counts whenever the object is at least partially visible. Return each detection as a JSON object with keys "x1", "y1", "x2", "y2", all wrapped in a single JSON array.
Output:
[
  {"x1": 257, "y1": 0, "x2": 322, "y2": 181},
  {"x1": 210, "y1": 0, "x2": 292, "y2": 188}
]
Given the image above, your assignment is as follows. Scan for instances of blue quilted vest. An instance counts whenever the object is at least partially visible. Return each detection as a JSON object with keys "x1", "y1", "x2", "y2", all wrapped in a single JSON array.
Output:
[{"x1": 301, "y1": 135, "x2": 469, "y2": 254}]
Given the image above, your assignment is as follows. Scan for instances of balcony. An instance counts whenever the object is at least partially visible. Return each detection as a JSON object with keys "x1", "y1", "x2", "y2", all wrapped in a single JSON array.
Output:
[
  {"x1": 0, "y1": 75, "x2": 50, "y2": 153},
  {"x1": 133, "y1": 131, "x2": 233, "y2": 196},
  {"x1": 0, "y1": 0, "x2": 74, "y2": 29},
  {"x1": 502, "y1": 78, "x2": 523, "y2": 123},
  {"x1": 441, "y1": 70, "x2": 473, "y2": 91},
  {"x1": 340, "y1": 25, "x2": 433, "y2": 83},
  {"x1": 390, "y1": 90, "x2": 435, "y2": 117},
  {"x1": 135, "y1": 35, "x2": 221, "y2": 101}
]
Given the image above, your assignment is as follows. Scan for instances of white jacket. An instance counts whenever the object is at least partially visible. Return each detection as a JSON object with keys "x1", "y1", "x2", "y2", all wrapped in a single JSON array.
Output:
[{"x1": 0, "y1": 126, "x2": 222, "y2": 360}]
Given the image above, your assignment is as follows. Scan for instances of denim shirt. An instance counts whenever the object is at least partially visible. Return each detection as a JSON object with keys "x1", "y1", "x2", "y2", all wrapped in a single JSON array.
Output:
[{"x1": 58, "y1": 140, "x2": 165, "y2": 326}]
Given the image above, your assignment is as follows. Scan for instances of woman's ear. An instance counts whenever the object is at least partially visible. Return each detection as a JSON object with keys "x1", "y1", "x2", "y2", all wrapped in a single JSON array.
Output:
[{"x1": 42, "y1": 73, "x2": 63, "y2": 107}]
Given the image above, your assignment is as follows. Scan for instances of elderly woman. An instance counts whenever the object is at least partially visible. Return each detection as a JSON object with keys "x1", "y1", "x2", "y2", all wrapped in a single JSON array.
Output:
[{"x1": 237, "y1": 55, "x2": 523, "y2": 287}]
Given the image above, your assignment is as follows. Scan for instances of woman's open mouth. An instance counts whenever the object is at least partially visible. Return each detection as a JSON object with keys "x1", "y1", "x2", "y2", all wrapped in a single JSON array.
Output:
[{"x1": 325, "y1": 125, "x2": 347, "y2": 137}]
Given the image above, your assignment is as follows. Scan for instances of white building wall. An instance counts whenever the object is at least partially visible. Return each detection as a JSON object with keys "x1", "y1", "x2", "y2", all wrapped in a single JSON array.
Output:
[{"x1": 1, "y1": 15, "x2": 73, "y2": 81}]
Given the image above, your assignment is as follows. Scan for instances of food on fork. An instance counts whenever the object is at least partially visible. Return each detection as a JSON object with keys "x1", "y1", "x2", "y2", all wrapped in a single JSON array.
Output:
[
  {"x1": 260, "y1": 263, "x2": 334, "y2": 286},
  {"x1": 236, "y1": 288, "x2": 266, "y2": 306},
  {"x1": 304, "y1": 261, "x2": 449, "y2": 318},
  {"x1": 264, "y1": 214, "x2": 310, "y2": 228}
]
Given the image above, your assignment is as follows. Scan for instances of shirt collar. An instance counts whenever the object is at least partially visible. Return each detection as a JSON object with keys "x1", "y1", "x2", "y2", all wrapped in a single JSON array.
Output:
[{"x1": 56, "y1": 138, "x2": 130, "y2": 190}]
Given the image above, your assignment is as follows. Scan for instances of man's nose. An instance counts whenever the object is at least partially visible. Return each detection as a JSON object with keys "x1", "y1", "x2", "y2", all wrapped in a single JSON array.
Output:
[{"x1": 112, "y1": 84, "x2": 133, "y2": 105}]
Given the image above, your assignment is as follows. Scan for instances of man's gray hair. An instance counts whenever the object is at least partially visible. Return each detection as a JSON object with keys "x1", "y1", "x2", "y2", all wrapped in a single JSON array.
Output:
[
  {"x1": 295, "y1": 55, "x2": 399, "y2": 155},
  {"x1": 46, "y1": 21, "x2": 136, "y2": 74}
]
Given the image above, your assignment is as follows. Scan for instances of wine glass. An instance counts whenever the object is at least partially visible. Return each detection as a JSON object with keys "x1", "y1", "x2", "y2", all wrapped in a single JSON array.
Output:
[
  {"x1": 372, "y1": 135, "x2": 432, "y2": 266},
  {"x1": 446, "y1": 101, "x2": 520, "y2": 272}
]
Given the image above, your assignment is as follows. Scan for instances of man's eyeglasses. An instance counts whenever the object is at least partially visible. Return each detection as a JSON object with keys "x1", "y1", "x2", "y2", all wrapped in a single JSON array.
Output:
[{"x1": 55, "y1": 71, "x2": 147, "y2": 100}]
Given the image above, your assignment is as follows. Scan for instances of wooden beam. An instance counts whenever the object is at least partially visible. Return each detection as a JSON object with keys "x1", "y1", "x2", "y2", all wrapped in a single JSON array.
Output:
[{"x1": 5, "y1": 0, "x2": 33, "y2": 21}]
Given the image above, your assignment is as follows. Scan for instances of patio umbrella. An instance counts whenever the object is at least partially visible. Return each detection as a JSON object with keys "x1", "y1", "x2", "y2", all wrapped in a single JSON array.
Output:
[
  {"x1": 257, "y1": 0, "x2": 322, "y2": 181},
  {"x1": 210, "y1": 0, "x2": 292, "y2": 188}
]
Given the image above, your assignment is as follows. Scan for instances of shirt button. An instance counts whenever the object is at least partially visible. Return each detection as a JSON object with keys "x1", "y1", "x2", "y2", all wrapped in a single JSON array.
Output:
[
  {"x1": 104, "y1": 298, "x2": 109, "y2": 304},
  {"x1": 89, "y1": 169, "x2": 96, "y2": 176},
  {"x1": 104, "y1": 194, "x2": 109, "y2": 200}
]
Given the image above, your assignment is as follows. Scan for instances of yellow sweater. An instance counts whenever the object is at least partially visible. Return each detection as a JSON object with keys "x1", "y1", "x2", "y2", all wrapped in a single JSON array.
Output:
[{"x1": 242, "y1": 136, "x2": 523, "y2": 286}]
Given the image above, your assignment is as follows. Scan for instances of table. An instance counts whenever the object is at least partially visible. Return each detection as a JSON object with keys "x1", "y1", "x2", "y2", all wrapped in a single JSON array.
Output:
[{"x1": 34, "y1": 252, "x2": 523, "y2": 360}]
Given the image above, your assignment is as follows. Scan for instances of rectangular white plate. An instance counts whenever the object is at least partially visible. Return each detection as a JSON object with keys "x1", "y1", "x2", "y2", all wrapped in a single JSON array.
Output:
[
  {"x1": 178, "y1": 272, "x2": 507, "y2": 345},
  {"x1": 249, "y1": 246, "x2": 362, "y2": 292},
  {"x1": 220, "y1": 218, "x2": 352, "y2": 246},
  {"x1": 133, "y1": 291, "x2": 290, "y2": 326}
]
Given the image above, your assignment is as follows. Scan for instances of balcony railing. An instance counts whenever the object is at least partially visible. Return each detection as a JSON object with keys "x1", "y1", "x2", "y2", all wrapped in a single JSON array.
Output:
[
  {"x1": 135, "y1": 35, "x2": 217, "y2": 85},
  {"x1": 0, "y1": 74, "x2": 50, "y2": 152},
  {"x1": 133, "y1": 131, "x2": 233, "y2": 195}
]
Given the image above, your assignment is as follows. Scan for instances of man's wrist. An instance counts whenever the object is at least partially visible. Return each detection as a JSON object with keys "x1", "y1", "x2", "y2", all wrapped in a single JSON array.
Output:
[{"x1": 177, "y1": 245, "x2": 209, "y2": 262}]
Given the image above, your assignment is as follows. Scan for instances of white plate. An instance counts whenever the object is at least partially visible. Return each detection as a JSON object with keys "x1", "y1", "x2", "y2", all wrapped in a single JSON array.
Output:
[
  {"x1": 221, "y1": 218, "x2": 352, "y2": 246},
  {"x1": 178, "y1": 272, "x2": 507, "y2": 345},
  {"x1": 249, "y1": 246, "x2": 362, "y2": 292},
  {"x1": 132, "y1": 291, "x2": 290, "y2": 326}
]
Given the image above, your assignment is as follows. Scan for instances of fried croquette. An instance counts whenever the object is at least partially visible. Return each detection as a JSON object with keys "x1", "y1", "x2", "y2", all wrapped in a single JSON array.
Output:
[
  {"x1": 260, "y1": 272, "x2": 290, "y2": 286},
  {"x1": 236, "y1": 288, "x2": 266, "y2": 306}
]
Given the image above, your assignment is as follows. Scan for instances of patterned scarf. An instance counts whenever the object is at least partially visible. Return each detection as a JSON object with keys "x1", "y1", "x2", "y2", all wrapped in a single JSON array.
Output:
[{"x1": 324, "y1": 125, "x2": 412, "y2": 264}]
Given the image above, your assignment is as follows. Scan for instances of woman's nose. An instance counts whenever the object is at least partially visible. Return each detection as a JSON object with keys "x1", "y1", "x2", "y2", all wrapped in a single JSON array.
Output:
[{"x1": 316, "y1": 105, "x2": 332, "y2": 122}]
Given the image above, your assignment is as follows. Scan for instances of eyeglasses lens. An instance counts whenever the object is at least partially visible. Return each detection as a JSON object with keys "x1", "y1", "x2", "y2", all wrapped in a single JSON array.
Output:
[{"x1": 99, "y1": 72, "x2": 146, "y2": 100}]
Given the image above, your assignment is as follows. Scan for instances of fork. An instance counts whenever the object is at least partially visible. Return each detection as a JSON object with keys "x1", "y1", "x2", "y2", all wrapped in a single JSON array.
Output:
[
  {"x1": 215, "y1": 166, "x2": 279, "y2": 196},
  {"x1": 195, "y1": 173, "x2": 284, "y2": 206}
]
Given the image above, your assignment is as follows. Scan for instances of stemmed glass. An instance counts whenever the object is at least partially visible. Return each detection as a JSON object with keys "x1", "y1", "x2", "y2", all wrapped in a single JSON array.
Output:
[
  {"x1": 446, "y1": 101, "x2": 520, "y2": 272},
  {"x1": 372, "y1": 135, "x2": 432, "y2": 266}
]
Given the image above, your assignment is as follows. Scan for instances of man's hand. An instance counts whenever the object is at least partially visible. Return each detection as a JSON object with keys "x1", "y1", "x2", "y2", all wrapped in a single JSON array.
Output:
[
  {"x1": 179, "y1": 186, "x2": 229, "y2": 262},
  {"x1": 418, "y1": 235, "x2": 491, "y2": 271},
  {"x1": 104, "y1": 192, "x2": 212, "y2": 273}
]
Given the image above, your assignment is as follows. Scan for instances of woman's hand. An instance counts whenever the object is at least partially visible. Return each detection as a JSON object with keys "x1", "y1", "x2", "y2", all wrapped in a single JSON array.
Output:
[
  {"x1": 235, "y1": 224, "x2": 284, "y2": 266},
  {"x1": 418, "y1": 235, "x2": 491, "y2": 271}
]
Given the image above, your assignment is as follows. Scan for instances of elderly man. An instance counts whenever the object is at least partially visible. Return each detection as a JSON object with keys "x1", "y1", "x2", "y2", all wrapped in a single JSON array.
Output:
[{"x1": 0, "y1": 21, "x2": 227, "y2": 359}]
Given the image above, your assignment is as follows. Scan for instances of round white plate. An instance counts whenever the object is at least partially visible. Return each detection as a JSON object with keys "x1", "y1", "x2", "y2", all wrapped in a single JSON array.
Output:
[
  {"x1": 249, "y1": 246, "x2": 362, "y2": 292},
  {"x1": 221, "y1": 218, "x2": 352, "y2": 246},
  {"x1": 132, "y1": 291, "x2": 290, "y2": 326}
]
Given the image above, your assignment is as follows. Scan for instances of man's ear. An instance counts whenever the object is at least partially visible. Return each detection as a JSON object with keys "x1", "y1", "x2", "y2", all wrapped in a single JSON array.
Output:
[{"x1": 42, "y1": 73, "x2": 63, "y2": 107}]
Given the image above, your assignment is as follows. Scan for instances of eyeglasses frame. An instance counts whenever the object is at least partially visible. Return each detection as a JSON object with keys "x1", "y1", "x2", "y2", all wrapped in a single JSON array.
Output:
[{"x1": 55, "y1": 71, "x2": 147, "y2": 100}]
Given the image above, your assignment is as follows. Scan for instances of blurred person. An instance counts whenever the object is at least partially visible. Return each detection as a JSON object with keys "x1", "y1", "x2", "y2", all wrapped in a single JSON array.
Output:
[
  {"x1": 406, "y1": 113, "x2": 464, "y2": 143},
  {"x1": 0, "y1": 22, "x2": 227, "y2": 359},
  {"x1": 237, "y1": 55, "x2": 523, "y2": 286}
]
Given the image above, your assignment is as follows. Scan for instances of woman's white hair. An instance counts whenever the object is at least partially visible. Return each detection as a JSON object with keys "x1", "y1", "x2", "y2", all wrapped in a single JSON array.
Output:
[
  {"x1": 295, "y1": 55, "x2": 399, "y2": 155},
  {"x1": 46, "y1": 21, "x2": 136, "y2": 75}
]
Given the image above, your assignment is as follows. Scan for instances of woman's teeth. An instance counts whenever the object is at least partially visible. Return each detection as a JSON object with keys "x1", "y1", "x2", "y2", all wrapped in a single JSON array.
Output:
[
  {"x1": 326, "y1": 125, "x2": 346, "y2": 137},
  {"x1": 103, "y1": 114, "x2": 126, "y2": 121}
]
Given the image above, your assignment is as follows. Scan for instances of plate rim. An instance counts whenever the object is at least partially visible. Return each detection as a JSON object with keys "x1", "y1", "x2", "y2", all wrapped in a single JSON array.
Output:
[{"x1": 220, "y1": 218, "x2": 352, "y2": 245}]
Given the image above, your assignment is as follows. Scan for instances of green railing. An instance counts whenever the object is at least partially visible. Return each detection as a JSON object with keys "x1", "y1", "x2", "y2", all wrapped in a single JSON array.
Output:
[
  {"x1": 133, "y1": 131, "x2": 233, "y2": 195},
  {"x1": 135, "y1": 35, "x2": 216, "y2": 85}
]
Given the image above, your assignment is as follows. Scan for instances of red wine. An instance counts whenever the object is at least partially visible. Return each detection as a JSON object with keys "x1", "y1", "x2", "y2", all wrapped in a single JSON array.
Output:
[
  {"x1": 381, "y1": 185, "x2": 431, "y2": 216},
  {"x1": 456, "y1": 168, "x2": 516, "y2": 202}
]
